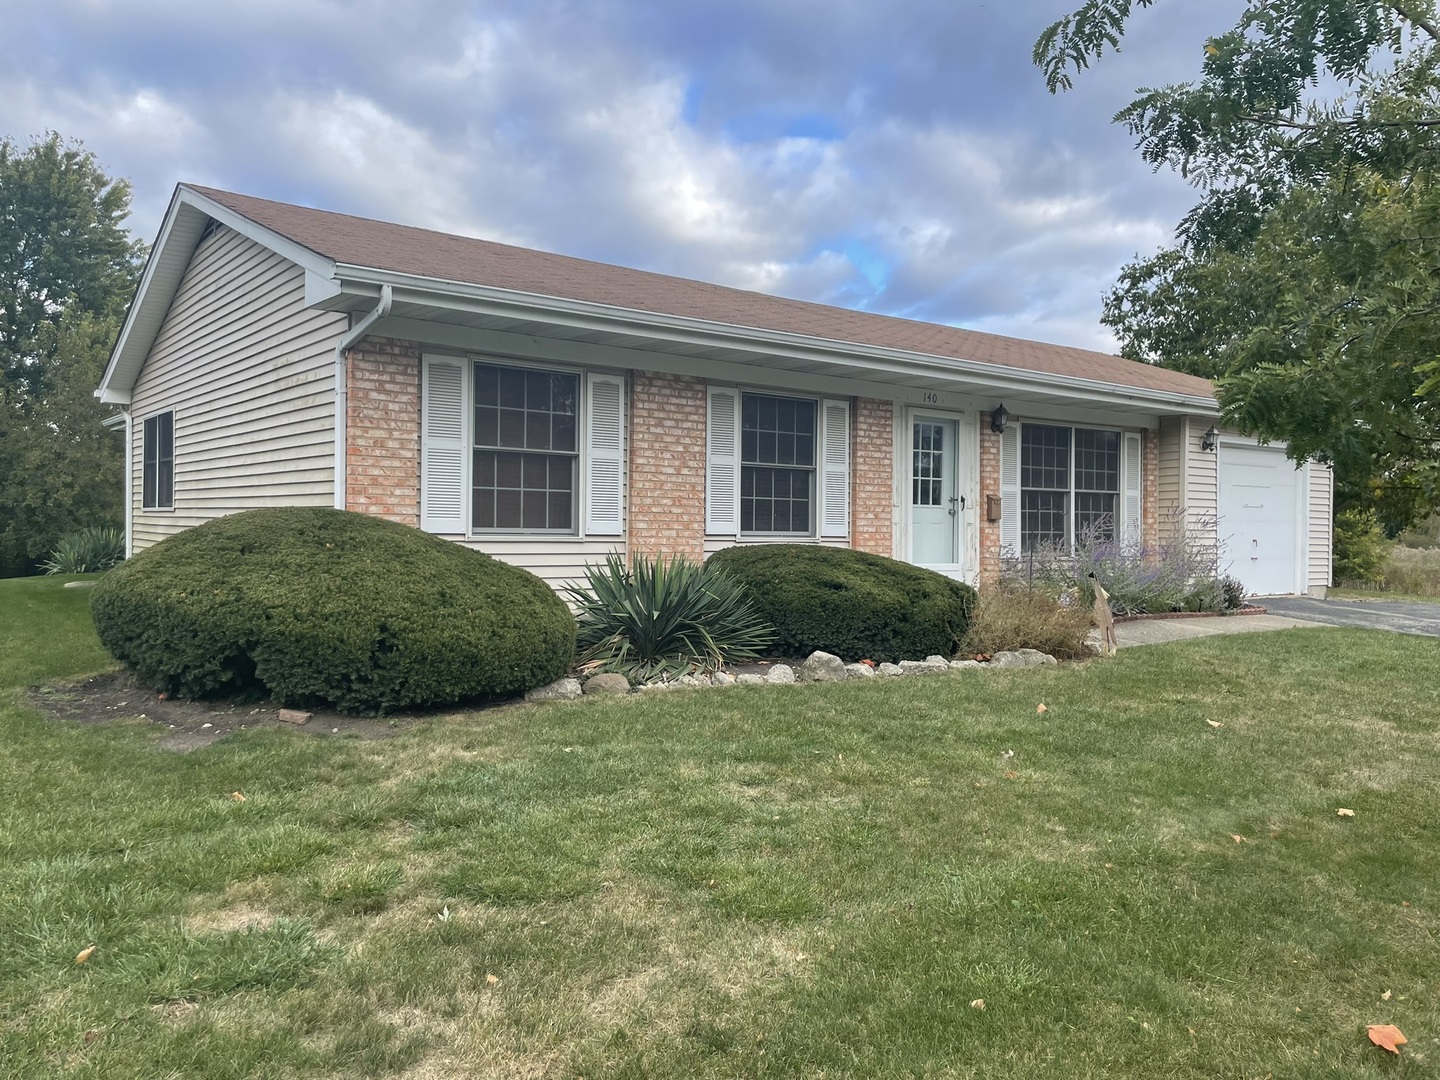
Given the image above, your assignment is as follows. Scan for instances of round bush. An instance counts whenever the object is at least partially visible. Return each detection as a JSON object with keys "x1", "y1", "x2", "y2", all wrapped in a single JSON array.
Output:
[
  {"x1": 91, "y1": 507, "x2": 575, "y2": 714},
  {"x1": 705, "y1": 545, "x2": 977, "y2": 663}
]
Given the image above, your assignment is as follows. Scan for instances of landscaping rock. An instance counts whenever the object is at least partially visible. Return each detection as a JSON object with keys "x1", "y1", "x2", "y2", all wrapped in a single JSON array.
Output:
[
  {"x1": 278, "y1": 708, "x2": 312, "y2": 725},
  {"x1": 636, "y1": 680, "x2": 679, "y2": 693},
  {"x1": 525, "y1": 677, "x2": 582, "y2": 701},
  {"x1": 949, "y1": 659, "x2": 982, "y2": 671},
  {"x1": 800, "y1": 650, "x2": 849, "y2": 682},
  {"x1": 988, "y1": 651, "x2": 1029, "y2": 669},
  {"x1": 583, "y1": 673, "x2": 630, "y2": 695},
  {"x1": 712, "y1": 671, "x2": 737, "y2": 686},
  {"x1": 925, "y1": 655, "x2": 950, "y2": 666},
  {"x1": 765, "y1": 664, "x2": 796, "y2": 685},
  {"x1": 1016, "y1": 649, "x2": 1058, "y2": 666},
  {"x1": 899, "y1": 658, "x2": 947, "y2": 676},
  {"x1": 877, "y1": 662, "x2": 904, "y2": 677},
  {"x1": 844, "y1": 662, "x2": 876, "y2": 679},
  {"x1": 679, "y1": 673, "x2": 711, "y2": 688},
  {"x1": 736, "y1": 673, "x2": 766, "y2": 686}
]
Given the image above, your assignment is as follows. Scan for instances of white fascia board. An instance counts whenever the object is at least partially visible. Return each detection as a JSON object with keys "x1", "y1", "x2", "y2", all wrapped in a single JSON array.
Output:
[
  {"x1": 334, "y1": 264, "x2": 1220, "y2": 416},
  {"x1": 97, "y1": 185, "x2": 338, "y2": 401}
]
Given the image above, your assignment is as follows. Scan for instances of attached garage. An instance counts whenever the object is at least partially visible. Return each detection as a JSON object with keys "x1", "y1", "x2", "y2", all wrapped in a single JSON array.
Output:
[{"x1": 1218, "y1": 438, "x2": 1332, "y2": 597}]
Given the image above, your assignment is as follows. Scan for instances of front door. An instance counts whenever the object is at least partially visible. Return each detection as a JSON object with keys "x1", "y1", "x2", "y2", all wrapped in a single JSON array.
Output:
[{"x1": 911, "y1": 417, "x2": 959, "y2": 565}]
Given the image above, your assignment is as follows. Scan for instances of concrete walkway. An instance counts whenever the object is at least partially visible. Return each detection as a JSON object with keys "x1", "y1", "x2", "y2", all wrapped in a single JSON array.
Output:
[
  {"x1": 1112, "y1": 612, "x2": 1321, "y2": 648},
  {"x1": 1110, "y1": 594, "x2": 1440, "y2": 647}
]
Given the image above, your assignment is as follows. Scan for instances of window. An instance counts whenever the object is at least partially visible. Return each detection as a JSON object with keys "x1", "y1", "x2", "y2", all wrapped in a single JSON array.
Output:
[
  {"x1": 142, "y1": 411, "x2": 174, "y2": 510},
  {"x1": 1020, "y1": 423, "x2": 1120, "y2": 553},
  {"x1": 740, "y1": 393, "x2": 816, "y2": 534},
  {"x1": 471, "y1": 362, "x2": 579, "y2": 532}
]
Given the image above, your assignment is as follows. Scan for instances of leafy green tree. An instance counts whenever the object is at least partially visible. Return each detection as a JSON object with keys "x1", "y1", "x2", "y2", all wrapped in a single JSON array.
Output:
[
  {"x1": 1035, "y1": 1, "x2": 1440, "y2": 528},
  {"x1": 0, "y1": 134, "x2": 142, "y2": 574}
]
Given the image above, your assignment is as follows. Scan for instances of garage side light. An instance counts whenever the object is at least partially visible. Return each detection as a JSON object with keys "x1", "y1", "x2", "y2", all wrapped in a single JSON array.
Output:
[
  {"x1": 1201, "y1": 425, "x2": 1219, "y2": 452},
  {"x1": 990, "y1": 405, "x2": 1009, "y2": 434}
]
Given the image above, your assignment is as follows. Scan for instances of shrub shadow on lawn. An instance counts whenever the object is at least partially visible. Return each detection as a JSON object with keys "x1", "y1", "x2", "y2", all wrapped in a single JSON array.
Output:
[{"x1": 26, "y1": 668, "x2": 518, "y2": 752}]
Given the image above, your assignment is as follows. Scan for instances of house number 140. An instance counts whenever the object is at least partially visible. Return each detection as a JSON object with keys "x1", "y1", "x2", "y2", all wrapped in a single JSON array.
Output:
[{"x1": 922, "y1": 392, "x2": 939, "y2": 403}]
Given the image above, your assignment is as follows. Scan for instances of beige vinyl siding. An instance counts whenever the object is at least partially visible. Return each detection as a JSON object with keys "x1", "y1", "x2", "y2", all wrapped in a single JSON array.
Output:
[
  {"x1": 1157, "y1": 416, "x2": 1184, "y2": 540},
  {"x1": 449, "y1": 539, "x2": 626, "y2": 594},
  {"x1": 130, "y1": 226, "x2": 347, "y2": 549},
  {"x1": 1307, "y1": 462, "x2": 1333, "y2": 593},
  {"x1": 1182, "y1": 417, "x2": 1219, "y2": 539}
]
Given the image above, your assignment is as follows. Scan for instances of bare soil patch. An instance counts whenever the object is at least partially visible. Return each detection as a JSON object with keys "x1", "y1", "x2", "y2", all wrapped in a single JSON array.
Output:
[{"x1": 26, "y1": 668, "x2": 509, "y2": 751}]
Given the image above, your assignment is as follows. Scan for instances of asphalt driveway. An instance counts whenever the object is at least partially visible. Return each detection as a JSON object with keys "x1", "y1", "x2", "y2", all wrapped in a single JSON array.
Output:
[{"x1": 1257, "y1": 596, "x2": 1440, "y2": 638}]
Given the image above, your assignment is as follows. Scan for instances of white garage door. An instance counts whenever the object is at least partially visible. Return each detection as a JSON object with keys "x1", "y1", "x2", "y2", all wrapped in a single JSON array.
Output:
[{"x1": 1219, "y1": 442, "x2": 1302, "y2": 596}]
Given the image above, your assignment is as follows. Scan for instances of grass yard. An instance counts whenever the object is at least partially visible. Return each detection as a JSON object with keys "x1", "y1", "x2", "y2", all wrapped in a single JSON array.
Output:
[{"x1": 2, "y1": 577, "x2": 1439, "y2": 1078}]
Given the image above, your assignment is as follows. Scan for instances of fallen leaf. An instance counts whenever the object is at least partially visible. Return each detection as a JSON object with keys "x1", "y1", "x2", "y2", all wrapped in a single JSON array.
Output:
[
  {"x1": 1206, "y1": 720, "x2": 1224, "y2": 728},
  {"x1": 230, "y1": 791, "x2": 246, "y2": 802},
  {"x1": 970, "y1": 998, "x2": 985, "y2": 1010},
  {"x1": 75, "y1": 945, "x2": 97, "y2": 964},
  {"x1": 1367, "y1": 1024, "x2": 1406, "y2": 1054},
  {"x1": 860, "y1": 659, "x2": 876, "y2": 667},
  {"x1": 1230, "y1": 835, "x2": 1245, "y2": 844},
  {"x1": 485, "y1": 973, "x2": 500, "y2": 986},
  {"x1": 1036, "y1": 703, "x2": 1048, "y2": 714},
  {"x1": 83, "y1": 1029, "x2": 102, "y2": 1044},
  {"x1": 1381, "y1": 989, "x2": 1392, "y2": 1001},
  {"x1": 1337, "y1": 808, "x2": 1356, "y2": 818},
  {"x1": 1004, "y1": 770, "x2": 1018, "y2": 780}
]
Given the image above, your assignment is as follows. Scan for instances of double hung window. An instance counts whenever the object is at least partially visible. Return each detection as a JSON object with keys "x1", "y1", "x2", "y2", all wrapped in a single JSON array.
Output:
[
  {"x1": 142, "y1": 411, "x2": 174, "y2": 510},
  {"x1": 740, "y1": 393, "x2": 816, "y2": 534},
  {"x1": 1019, "y1": 423, "x2": 1120, "y2": 553},
  {"x1": 471, "y1": 363, "x2": 580, "y2": 533}
]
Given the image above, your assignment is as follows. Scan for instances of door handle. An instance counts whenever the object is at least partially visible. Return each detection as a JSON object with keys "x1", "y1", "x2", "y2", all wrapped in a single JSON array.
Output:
[{"x1": 949, "y1": 495, "x2": 961, "y2": 517}]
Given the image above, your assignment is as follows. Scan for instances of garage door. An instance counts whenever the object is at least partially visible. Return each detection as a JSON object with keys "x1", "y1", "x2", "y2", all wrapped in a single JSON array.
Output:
[{"x1": 1219, "y1": 442, "x2": 1301, "y2": 596}]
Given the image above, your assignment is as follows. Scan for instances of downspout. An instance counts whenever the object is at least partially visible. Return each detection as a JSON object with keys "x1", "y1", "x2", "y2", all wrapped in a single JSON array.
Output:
[
  {"x1": 332, "y1": 284, "x2": 393, "y2": 510},
  {"x1": 123, "y1": 409, "x2": 133, "y2": 558}
]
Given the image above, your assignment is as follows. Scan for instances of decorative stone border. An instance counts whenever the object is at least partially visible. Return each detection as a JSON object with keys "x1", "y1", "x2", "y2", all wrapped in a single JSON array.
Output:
[{"x1": 524, "y1": 648, "x2": 1061, "y2": 701}]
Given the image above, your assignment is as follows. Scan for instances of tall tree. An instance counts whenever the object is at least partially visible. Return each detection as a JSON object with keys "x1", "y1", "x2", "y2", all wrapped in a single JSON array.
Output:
[
  {"x1": 0, "y1": 134, "x2": 142, "y2": 574},
  {"x1": 1035, "y1": 1, "x2": 1440, "y2": 528}
]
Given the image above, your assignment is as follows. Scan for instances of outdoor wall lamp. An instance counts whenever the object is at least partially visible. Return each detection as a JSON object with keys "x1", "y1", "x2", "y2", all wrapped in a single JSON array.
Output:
[
  {"x1": 990, "y1": 404, "x2": 1009, "y2": 434},
  {"x1": 1201, "y1": 425, "x2": 1219, "y2": 452}
]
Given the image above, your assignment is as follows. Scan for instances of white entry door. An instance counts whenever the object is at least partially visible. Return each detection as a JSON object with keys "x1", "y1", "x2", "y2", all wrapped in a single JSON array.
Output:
[{"x1": 911, "y1": 417, "x2": 960, "y2": 566}]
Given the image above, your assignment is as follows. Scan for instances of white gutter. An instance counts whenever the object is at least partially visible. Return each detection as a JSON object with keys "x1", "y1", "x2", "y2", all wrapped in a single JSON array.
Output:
[
  {"x1": 332, "y1": 265, "x2": 1221, "y2": 416},
  {"x1": 332, "y1": 284, "x2": 393, "y2": 510},
  {"x1": 123, "y1": 410, "x2": 133, "y2": 558}
]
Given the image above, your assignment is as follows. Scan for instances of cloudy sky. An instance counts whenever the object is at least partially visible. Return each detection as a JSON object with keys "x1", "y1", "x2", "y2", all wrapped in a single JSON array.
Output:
[{"x1": 1, "y1": 0, "x2": 1244, "y2": 352}]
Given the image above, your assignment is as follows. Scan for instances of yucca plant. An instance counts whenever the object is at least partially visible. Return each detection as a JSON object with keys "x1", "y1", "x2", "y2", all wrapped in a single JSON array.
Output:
[
  {"x1": 42, "y1": 525, "x2": 126, "y2": 575},
  {"x1": 564, "y1": 553, "x2": 775, "y2": 682}
]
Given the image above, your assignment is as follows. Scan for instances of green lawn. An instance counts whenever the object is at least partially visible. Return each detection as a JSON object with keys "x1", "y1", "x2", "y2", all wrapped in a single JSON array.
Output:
[{"x1": 2, "y1": 576, "x2": 1437, "y2": 1078}]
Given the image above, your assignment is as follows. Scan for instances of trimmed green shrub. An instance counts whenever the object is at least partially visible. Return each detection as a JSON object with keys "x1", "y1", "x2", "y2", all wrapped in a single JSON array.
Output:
[
  {"x1": 42, "y1": 525, "x2": 125, "y2": 574},
  {"x1": 91, "y1": 507, "x2": 575, "y2": 713},
  {"x1": 706, "y1": 545, "x2": 976, "y2": 663},
  {"x1": 566, "y1": 553, "x2": 775, "y2": 682}
]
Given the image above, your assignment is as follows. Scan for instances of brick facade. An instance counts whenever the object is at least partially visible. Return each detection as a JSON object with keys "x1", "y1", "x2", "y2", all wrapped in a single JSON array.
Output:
[
  {"x1": 852, "y1": 397, "x2": 893, "y2": 556},
  {"x1": 346, "y1": 337, "x2": 421, "y2": 524},
  {"x1": 978, "y1": 416, "x2": 1002, "y2": 586},
  {"x1": 628, "y1": 370, "x2": 706, "y2": 560}
]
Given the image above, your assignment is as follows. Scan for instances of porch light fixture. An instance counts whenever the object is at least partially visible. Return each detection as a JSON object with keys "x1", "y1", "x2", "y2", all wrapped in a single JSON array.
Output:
[
  {"x1": 1201, "y1": 425, "x2": 1219, "y2": 452},
  {"x1": 990, "y1": 404, "x2": 1009, "y2": 434}
]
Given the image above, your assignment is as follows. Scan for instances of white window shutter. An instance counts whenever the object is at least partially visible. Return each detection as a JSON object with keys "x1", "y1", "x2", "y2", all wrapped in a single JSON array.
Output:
[
  {"x1": 820, "y1": 399, "x2": 850, "y2": 538},
  {"x1": 585, "y1": 373, "x2": 625, "y2": 536},
  {"x1": 421, "y1": 355, "x2": 466, "y2": 534},
  {"x1": 706, "y1": 387, "x2": 740, "y2": 535},
  {"x1": 1122, "y1": 431, "x2": 1143, "y2": 548},
  {"x1": 999, "y1": 423, "x2": 1021, "y2": 557}
]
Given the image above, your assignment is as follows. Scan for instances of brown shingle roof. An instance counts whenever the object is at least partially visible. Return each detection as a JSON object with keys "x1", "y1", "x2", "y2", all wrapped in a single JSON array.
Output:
[{"x1": 188, "y1": 184, "x2": 1215, "y2": 401}]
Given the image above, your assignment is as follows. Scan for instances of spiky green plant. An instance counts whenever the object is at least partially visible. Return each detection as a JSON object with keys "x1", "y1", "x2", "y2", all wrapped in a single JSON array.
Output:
[
  {"x1": 565, "y1": 553, "x2": 775, "y2": 682},
  {"x1": 41, "y1": 525, "x2": 125, "y2": 575}
]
